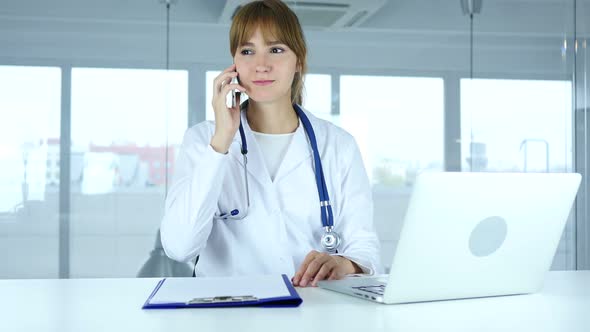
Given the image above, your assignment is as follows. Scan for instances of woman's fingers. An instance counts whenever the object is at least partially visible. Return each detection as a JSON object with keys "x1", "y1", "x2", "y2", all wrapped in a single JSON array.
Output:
[
  {"x1": 214, "y1": 70, "x2": 238, "y2": 95},
  {"x1": 311, "y1": 262, "x2": 335, "y2": 287},
  {"x1": 292, "y1": 251, "x2": 356, "y2": 287},
  {"x1": 294, "y1": 251, "x2": 340, "y2": 287},
  {"x1": 292, "y1": 251, "x2": 319, "y2": 286}
]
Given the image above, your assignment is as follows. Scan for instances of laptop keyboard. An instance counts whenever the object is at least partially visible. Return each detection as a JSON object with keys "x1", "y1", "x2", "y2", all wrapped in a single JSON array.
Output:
[{"x1": 352, "y1": 284, "x2": 386, "y2": 296}]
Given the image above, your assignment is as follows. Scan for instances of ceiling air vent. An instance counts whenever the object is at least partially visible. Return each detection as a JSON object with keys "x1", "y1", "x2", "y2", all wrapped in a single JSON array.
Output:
[{"x1": 219, "y1": 0, "x2": 386, "y2": 28}]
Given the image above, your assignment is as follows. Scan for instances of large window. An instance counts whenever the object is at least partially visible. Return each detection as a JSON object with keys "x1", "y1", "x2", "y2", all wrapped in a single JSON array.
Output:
[
  {"x1": 70, "y1": 68, "x2": 188, "y2": 277},
  {"x1": 340, "y1": 75, "x2": 445, "y2": 270},
  {"x1": 301, "y1": 74, "x2": 334, "y2": 122},
  {"x1": 0, "y1": 65, "x2": 61, "y2": 278},
  {"x1": 461, "y1": 78, "x2": 574, "y2": 270},
  {"x1": 460, "y1": 79, "x2": 572, "y2": 173},
  {"x1": 340, "y1": 75, "x2": 445, "y2": 186}
]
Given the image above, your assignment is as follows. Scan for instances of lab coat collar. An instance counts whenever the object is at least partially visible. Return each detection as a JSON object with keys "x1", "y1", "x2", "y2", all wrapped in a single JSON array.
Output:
[{"x1": 227, "y1": 103, "x2": 313, "y2": 186}]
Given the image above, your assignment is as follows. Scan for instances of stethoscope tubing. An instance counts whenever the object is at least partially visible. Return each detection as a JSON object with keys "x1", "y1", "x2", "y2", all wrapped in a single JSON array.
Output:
[{"x1": 215, "y1": 103, "x2": 340, "y2": 252}]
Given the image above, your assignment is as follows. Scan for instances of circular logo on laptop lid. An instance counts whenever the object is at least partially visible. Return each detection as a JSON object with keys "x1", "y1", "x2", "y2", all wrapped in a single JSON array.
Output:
[{"x1": 469, "y1": 216, "x2": 508, "y2": 257}]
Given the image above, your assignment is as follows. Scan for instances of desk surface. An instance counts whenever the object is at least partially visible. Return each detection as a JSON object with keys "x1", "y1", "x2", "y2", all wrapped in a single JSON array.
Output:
[{"x1": 2, "y1": 271, "x2": 589, "y2": 332}]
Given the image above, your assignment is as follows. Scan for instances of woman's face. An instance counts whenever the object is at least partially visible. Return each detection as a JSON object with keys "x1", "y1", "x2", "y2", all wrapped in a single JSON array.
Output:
[{"x1": 233, "y1": 27, "x2": 298, "y2": 104}]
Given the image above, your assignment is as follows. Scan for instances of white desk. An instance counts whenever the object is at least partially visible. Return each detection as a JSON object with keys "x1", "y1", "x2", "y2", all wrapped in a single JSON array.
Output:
[{"x1": 1, "y1": 271, "x2": 589, "y2": 332}]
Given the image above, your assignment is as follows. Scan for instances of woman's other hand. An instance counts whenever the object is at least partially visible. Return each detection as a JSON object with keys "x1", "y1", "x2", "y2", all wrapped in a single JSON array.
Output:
[{"x1": 292, "y1": 250, "x2": 362, "y2": 287}]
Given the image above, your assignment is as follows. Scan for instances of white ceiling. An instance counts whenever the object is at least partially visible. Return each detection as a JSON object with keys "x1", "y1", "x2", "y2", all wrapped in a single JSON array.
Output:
[
  {"x1": 0, "y1": 0, "x2": 588, "y2": 35},
  {"x1": 0, "y1": 0, "x2": 587, "y2": 75}
]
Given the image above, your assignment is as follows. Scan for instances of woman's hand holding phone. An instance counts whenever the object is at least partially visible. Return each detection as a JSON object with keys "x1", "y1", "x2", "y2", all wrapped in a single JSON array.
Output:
[{"x1": 210, "y1": 64, "x2": 246, "y2": 154}]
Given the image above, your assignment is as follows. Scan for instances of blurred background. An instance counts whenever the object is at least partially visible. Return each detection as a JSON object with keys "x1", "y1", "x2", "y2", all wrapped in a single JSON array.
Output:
[{"x1": 0, "y1": 0, "x2": 589, "y2": 278}]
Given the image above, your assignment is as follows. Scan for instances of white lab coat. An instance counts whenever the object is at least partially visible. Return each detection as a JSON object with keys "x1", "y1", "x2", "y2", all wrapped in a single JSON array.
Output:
[{"x1": 161, "y1": 106, "x2": 382, "y2": 277}]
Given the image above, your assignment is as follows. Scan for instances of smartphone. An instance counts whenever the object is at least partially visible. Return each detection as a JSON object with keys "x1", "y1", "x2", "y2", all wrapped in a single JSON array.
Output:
[
  {"x1": 225, "y1": 73, "x2": 242, "y2": 109},
  {"x1": 231, "y1": 76, "x2": 240, "y2": 108}
]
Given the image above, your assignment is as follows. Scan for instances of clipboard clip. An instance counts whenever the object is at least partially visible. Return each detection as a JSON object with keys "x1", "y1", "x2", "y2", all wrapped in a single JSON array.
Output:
[{"x1": 187, "y1": 295, "x2": 258, "y2": 304}]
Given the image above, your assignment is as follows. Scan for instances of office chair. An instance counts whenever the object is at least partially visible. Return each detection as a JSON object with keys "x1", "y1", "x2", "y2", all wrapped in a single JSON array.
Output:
[{"x1": 137, "y1": 228, "x2": 194, "y2": 277}]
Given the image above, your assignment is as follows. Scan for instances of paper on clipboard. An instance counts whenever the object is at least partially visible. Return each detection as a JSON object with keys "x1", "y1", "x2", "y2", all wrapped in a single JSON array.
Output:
[{"x1": 149, "y1": 275, "x2": 292, "y2": 304}]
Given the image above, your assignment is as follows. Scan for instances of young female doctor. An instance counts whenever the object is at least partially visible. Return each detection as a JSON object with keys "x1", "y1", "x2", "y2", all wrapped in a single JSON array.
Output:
[{"x1": 161, "y1": 0, "x2": 382, "y2": 287}]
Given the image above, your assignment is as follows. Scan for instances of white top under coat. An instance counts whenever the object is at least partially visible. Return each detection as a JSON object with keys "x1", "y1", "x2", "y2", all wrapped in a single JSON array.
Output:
[{"x1": 251, "y1": 130, "x2": 295, "y2": 181}]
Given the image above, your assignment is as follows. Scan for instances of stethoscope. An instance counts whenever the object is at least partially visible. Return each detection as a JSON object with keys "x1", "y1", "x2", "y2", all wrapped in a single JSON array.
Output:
[{"x1": 214, "y1": 103, "x2": 341, "y2": 253}]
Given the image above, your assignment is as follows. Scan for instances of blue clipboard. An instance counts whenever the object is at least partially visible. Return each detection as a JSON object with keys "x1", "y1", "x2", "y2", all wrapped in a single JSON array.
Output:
[{"x1": 142, "y1": 274, "x2": 302, "y2": 309}]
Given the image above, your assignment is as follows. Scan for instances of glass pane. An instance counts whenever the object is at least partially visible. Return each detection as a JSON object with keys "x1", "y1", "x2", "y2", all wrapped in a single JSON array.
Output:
[
  {"x1": 70, "y1": 68, "x2": 188, "y2": 277},
  {"x1": 461, "y1": 78, "x2": 574, "y2": 270},
  {"x1": 302, "y1": 74, "x2": 335, "y2": 122},
  {"x1": 340, "y1": 75, "x2": 444, "y2": 270},
  {"x1": 461, "y1": 79, "x2": 572, "y2": 173},
  {"x1": 340, "y1": 75, "x2": 444, "y2": 184},
  {"x1": 576, "y1": 1, "x2": 590, "y2": 269},
  {"x1": 0, "y1": 65, "x2": 61, "y2": 278},
  {"x1": 460, "y1": 0, "x2": 578, "y2": 271}
]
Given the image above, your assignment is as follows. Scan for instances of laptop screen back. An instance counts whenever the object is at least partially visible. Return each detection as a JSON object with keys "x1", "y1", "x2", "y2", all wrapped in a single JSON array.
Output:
[{"x1": 384, "y1": 172, "x2": 581, "y2": 304}]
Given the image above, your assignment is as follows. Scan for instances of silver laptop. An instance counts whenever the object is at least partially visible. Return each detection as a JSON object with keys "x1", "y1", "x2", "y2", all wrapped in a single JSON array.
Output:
[{"x1": 318, "y1": 172, "x2": 581, "y2": 304}]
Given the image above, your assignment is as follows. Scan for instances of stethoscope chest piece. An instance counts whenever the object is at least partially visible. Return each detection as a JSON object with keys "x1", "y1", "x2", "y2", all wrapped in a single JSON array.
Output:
[{"x1": 321, "y1": 227, "x2": 341, "y2": 253}]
